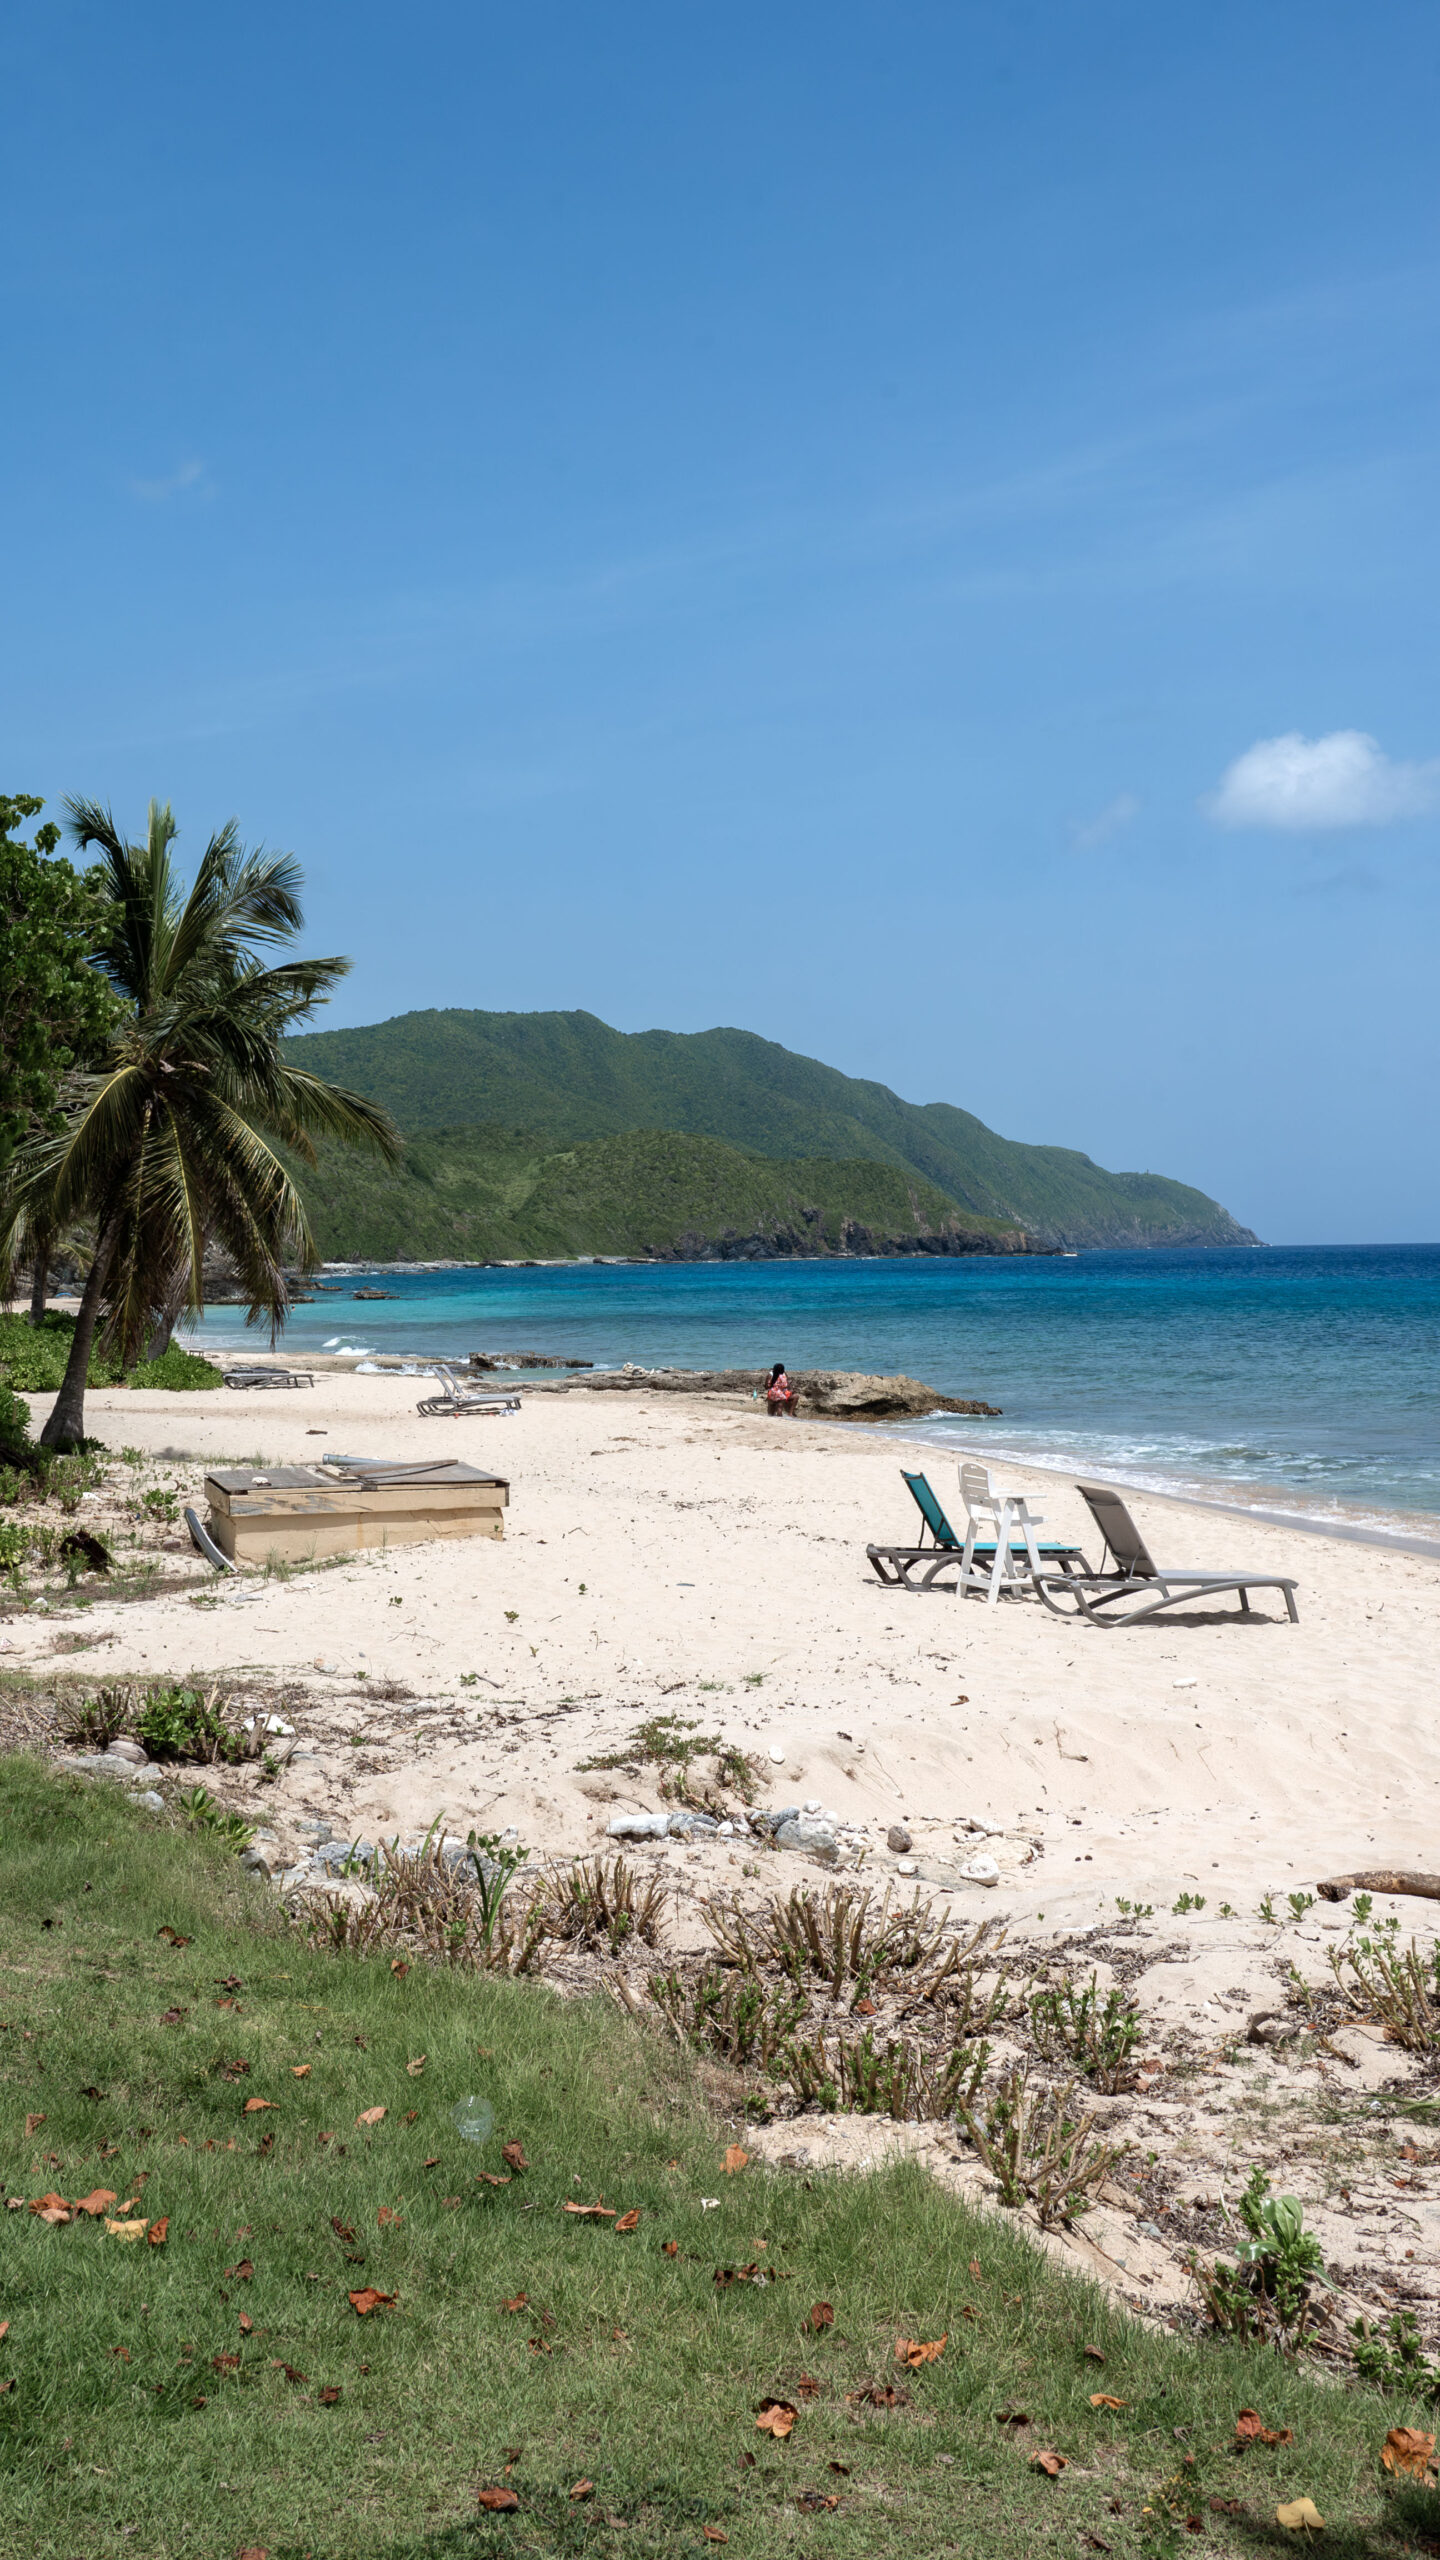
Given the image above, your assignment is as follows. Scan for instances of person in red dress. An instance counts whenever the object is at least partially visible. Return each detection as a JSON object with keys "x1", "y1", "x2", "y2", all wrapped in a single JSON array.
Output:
[{"x1": 765, "y1": 1361, "x2": 798, "y2": 1416}]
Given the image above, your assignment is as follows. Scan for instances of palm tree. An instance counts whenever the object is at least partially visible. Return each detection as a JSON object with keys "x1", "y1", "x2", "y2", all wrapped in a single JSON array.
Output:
[{"x1": 2, "y1": 799, "x2": 399, "y2": 1448}]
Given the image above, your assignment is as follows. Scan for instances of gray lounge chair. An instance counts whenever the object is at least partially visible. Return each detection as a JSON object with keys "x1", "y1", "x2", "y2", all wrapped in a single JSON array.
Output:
[
  {"x1": 1029, "y1": 1482, "x2": 1299, "y2": 1626},
  {"x1": 221, "y1": 1364, "x2": 315, "y2": 1390},
  {"x1": 416, "y1": 1362, "x2": 521, "y2": 1418}
]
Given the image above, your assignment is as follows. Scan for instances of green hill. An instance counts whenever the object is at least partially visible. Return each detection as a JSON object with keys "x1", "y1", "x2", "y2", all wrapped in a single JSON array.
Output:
[
  {"x1": 292, "y1": 1126, "x2": 1032, "y2": 1263},
  {"x1": 286, "y1": 1008, "x2": 1256, "y2": 1255}
]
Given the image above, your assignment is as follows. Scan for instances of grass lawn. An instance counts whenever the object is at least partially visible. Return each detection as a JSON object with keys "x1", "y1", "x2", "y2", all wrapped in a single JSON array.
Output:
[{"x1": 0, "y1": 1759, "x2": 1436, "y2": 2560}]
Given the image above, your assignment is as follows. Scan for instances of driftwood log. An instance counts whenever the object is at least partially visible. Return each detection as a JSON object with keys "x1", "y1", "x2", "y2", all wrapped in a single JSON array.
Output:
[{"x1": 1316, "y1": 1870, "x2": 1440, "y2": 1905}]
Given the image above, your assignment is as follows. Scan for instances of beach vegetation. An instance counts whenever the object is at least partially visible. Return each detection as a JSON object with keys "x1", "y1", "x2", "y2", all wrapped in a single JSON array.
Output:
[
  {"x1": 649, "y1": 1963, "x2": 809, "y2": 2070},
  {"x1": 1171, "y1": 1891, "x2": 1205, "y2": 1914},
  {"x1": 779, "y1": 2022, "x2": 991, "y2": 2121},
  {"x1": 0, "y1": 1756, "x2": 1432, "y2": 2557},
  {"x1": 577, "y1": 1712, "x2": 762, "y2": 1809},
  {"x1": 1328, "y1": 1932, "x2": 1440, "y2": 2054},
  {"x1": 542, "y1": 1851, "x2": 667, "y2": 1955},
  {"x1": 1, "y1": 796, "x2": 398, "y2": 1449},
  {"x1": 955, "y1": 2061, "x2": 1131, "y2": 2225},
  {"x1": 1189, "y1": 2166, "x2": 1331, "y2": 2348},
  {"x1": 1028, "y1": 1971, "x2": 1143, "y2": 2093}
]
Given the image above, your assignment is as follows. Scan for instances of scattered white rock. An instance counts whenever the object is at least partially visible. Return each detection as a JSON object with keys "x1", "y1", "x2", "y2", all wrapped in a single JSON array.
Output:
[
  {"x1": 896, "y1": 1859, "x2": 917, "y2": 1876},
  {"x1": 767, "y1": 1745, "x2": 786, "y2": 1764},
  {"x1": 606, "y1": 1812, "x2": 670, "y2": 1840},
  {"x1": 958, "y1": 1853, "x2": 1001, "y2": 1886},
  {"x1": 106, "y1": 1737, "x2": 148, "y2": 1767}
]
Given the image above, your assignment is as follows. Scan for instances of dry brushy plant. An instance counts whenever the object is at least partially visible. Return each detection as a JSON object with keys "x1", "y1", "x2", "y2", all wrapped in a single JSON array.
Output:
[
  {"x1": 649, "y1": 1965, "x2": 809, "y2": 2070},
  {"x1": 543, "y1": 1853, "x2": 667, "y2": 1955},
  {"x1": 1028, "y1": 1971, "x2": 1143, "y2": 2092},
  {"x1": 956, "y1": 2061, "x2": 1130, "y2": 2225},
  {"x1": 700, "y1": 1882, "x2": 988, "y2": 2006},
  {"x1": 1327, "y1": 1934, "x2": 1439, "y2": 2054},
  {"x1": 310, "y1": 1834, "x2": 549, "y2": 1974},
  {"x1": 778, "y1": 2024, "x2": 992, "y2": 2120}
]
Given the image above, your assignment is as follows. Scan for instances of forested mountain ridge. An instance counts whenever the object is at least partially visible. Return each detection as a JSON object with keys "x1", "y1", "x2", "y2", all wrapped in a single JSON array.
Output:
[{"x1": 285, "y1": 1008, "x2": 1257, "y2": 1253}]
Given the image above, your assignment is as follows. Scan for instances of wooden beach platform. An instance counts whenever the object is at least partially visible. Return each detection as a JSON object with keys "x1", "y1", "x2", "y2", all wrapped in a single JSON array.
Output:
[{"x1": 201, "y1": 1455, "x2": 509, "y2": 1564}]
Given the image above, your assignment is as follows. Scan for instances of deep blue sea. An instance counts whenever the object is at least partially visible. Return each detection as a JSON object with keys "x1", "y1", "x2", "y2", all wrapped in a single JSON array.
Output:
[{"x1": 187, "y1": 1246, "x2": 1440, "y2": 1533}]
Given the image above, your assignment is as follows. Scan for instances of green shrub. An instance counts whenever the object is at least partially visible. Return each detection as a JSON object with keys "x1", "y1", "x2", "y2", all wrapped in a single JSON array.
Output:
[
  {"x1": 0, "y1": 1311, "x2": 219, "y2": 1397},
  {"x1": 125, "y1": 1342, "x2": 220, "y2": 1391},
  {"x1": 0, "y1": 1379, "x2": 35, "y2": 1461},
  {"x1": 134, "y1": 1684, "x2": 251, "y2": 1764}
]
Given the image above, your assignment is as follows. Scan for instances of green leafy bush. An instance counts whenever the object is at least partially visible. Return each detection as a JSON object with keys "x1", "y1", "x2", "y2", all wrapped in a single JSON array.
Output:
[
  {"x1": 0, "y1": 1379, "x2": 36, "y2": 1461},
  {"x1": 0, "y1": 1311, "x2": 219, "y2": 1396},
  {"x1": 134, "y1": 1684, "x2": 251, "y2": 1765}
]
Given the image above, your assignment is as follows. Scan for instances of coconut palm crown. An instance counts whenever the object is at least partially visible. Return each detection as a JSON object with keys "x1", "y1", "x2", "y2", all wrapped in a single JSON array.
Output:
[{"x1": 3, "y1": 798, "x2": 399, "y2": 1447}]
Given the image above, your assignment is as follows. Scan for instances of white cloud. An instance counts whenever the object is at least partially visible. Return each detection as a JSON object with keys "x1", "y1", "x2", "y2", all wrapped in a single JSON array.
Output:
[
  {"x1": 129, "y1": 458, "x2": 207, "y2": 502},
  {"x1": 1070, "y1": 791, "x2": 1140, "y2": 852},
  {"x1": 1205, "y1": 729, "x2": 1440, "y2": 831}
]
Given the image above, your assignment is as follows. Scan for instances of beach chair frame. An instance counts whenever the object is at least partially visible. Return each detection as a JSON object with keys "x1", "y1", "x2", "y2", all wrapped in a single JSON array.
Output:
[
  {"x1": 416, "y1": 1361, "x2": 522, "y2": 1418},
  {"x1": 1028, "y1": 1481, "x2": 1300, "y2": 1625},
  {"x1": 866, "y1": 1468, "x2": 1086, "y2": 1594}
]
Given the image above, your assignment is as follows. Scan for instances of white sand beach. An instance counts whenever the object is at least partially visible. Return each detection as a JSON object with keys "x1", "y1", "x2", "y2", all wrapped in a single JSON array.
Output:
[{"x1": 11, "y1": 1366, "x2": 1438, "y2": 1918}]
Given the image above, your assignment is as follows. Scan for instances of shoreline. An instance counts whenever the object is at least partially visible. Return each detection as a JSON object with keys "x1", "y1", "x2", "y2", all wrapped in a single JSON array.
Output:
[{"x1": 176, "y1": 1336, "x2": 1440, "y2": 1557}]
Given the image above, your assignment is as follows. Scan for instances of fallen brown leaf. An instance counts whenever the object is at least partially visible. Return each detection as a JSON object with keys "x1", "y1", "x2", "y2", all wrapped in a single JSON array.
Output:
[
  {"x1": 1236, "y1": 2409, "x2": 1293, "y2": 2450},
  {"x1": 23, "y1": 2113, "x2": 44, "y2": 2137},
  {"x1": 1082, "y1": 2537, "x2": 1112, "y2": 2553},
  {"x1": 848, "y1": 2382, "x2": 909, "y2": 2410},
  {"x1": 896, "y1": 2335, "x2": 947, "y2": 2367},
  {"x1": 796, "y1": 2491, "x2": 840, "y2": 2514},
  {"x1": 614, "y1": 2208, "x2": 640, "y2": 2234},
  {"x1": 829, "y1": 2461, "x2": 850, "y2": 2476},
  {"x1": 159, "y1": 2007, "x2": 185, "y2": 2026},
  {"x1": 1380, "y1": 2426, "x2": 1435, "y2": 2478},
  {"x1": 242, "y1": 2098, "x2": 276, "y2": 2115},
  {"x1": 317, "y1": 2384, "x2": 342, "y2": 2405},
  {"x1": 569, "y1": 2480, "x2": 594, "y2": 2500},
  {"x1": 377, "y1": 2207, "x2": 403, "y2": 2228},
  {"x1": 1275, "y1": 2497, "x2": 1325, "y2": 2532},
  {"x1": 563, "y1": 2200, "x2": 615, "y2": 2218},
  {"x1": 156, "y1": 1926, "x2": 192, "y2": 1945},
  {"x1": 477, "y1": 2487, "x2": 519, "y2": 2512},
  {"x1": 105, "y1": 2219, "x2": 148, "y2": 2241},
  {"x1": 723, "y1": 2145, "x2": 749, "y2": 2175},
  {"x1": 146, "y1": 2216, "x2": 168, "y2": 2248},
  {"x1": 795, "y1": 2374, "x2": 820, "y2": 2400},
  {"x1": 501, "y1": 2140, "x2": 528, "y2": 2172},
  {"x1": 212, "y1": 2351, "x2": 241, "y2": 2373},
  {"x1": 110, "y1": 2344, "x2": 131, "y2": 2362},
  {"x1": 969, "y1": 2258, "x2": 982, "y2": 2278},
  {"x1": 702, "y1": 2531, "x2": 728, "y2": 2545},
  {"x1": 807, "y1": 2301, "x2": 834, "y2": 2332},
  {"x1": 662, "y1": 2240, "x2": 680, "y2": 2256},
  {"x1": 74, "y1": 2189, "x2": 118, "y2": 2217},
  {"x1": 29, "y1": 2194, "x2": 70, "y2": 2225},
  {"x1": 1083, "y1": 2344, "x2": 1106, "y2": 2363},
  {"x1": 291, "y1": 2064, "x2": 311, "y2": 2079},
  {"x1": 356, "y1": 2106, "x2": 386, "y2": 2129},
  {"x1": 755, "y1": 2399, "x2": 797, "y2": 2439},
  {"x1": 347, "y1": 2287, "x2": 396, "y2": 2316},
  {"x1": 1090, "y1": 2393, "x2": 1127, "y2": 2412},
  {"x1": 502, "y1": 2294, "x2": 528, "y2": 2312},
  {"x1": 331, "y1": 2217, "x2": 357, "y2": 2241},
  {"x1": 272, "y1": 2360, "x2": 307, "y2": 2384},
  {"x1": 477, "y1": 2172, "x2": 511, "y2": 2188},
  {"x1": 226, "y1": 2260, "x2": 255, "y2": 2281},
  {"x1": 1030, "y1": 2450, "x2": 1067, "y2": 2477},
  {"x1": 1208, "y1": 2499, "x2": 1246, "y2": 2517},
  {"x1": 239, "y1": 2313, "x2": 254, "y2": 2335},
  {"x1": 390, "y1": 1959, "x2": 409, "y2": 1977},
  {"x1": 528, "y1": 2335, "x2": 553, "y2": 2357},
  {"x1": 406, "y1": 2056, "x2": 426, "y2": 2077},
  {"x1": 995, "y1": 2409, "x2": 1031, "y2": 2427}
]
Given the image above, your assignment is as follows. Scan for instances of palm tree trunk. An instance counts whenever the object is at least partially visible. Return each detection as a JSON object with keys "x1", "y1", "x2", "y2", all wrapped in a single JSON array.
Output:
[
  {"x1": 144, "y1": 1258, "x2": 192, "y2": 1362},
  {"x1": 39, "y1": 1206, "x2": 122, "y2": 1450}
]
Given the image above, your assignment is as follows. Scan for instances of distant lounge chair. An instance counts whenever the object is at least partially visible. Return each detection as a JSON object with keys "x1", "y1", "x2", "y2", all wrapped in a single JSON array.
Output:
[
  {"x1": 1029, "y1": 1481, "x2": 1299, "y2": 1626},
  {"x1": 416, "y1": 1362, "x2": 522, "y2": 1418},
  {"x1": 867, "y1": 1468, "x2": 1085, "y2": 1594},
  {"x1": 221, "y1": 1364, "x2": 315, "y2": 1390}
]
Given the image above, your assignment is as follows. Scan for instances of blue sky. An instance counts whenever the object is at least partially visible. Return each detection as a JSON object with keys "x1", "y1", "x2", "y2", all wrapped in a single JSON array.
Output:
[{"x1": 4, "y1": 1, "x2": 1437, "y2": 1242}]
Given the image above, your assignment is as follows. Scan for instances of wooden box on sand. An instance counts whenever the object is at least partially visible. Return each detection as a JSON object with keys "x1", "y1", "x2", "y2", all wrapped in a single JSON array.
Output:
[{"x1": 202, "y1": 1456, "x2": 509, "y2": 1565}]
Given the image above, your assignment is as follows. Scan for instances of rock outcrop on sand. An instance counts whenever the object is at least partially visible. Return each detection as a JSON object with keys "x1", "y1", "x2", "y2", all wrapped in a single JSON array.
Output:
[{"x1": 565, "y1": 1366, "x2": 1001, "y2": 1419}]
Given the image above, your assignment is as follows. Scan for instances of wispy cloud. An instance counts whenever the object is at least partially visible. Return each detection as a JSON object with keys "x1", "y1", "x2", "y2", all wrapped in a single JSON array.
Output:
[
  {"x1": 1070, "y1": 791, "x2": 1139, "y2": 852},
  {"x1": 1205, "y1": 730, "x2": 1440, "y2": 831},
  {"x1": 129, "y1": 458, "x2": 208, "y2": 502}
]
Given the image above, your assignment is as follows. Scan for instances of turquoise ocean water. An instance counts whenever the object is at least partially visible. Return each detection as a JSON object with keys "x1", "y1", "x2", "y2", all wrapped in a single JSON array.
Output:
[{"x1": 186, "y1": 1245, "x2": 1440, "y2": 1536}]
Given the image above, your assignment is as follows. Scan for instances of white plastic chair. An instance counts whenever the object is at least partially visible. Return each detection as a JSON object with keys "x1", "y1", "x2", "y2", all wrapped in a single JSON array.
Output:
[{"x1": 958, "y1": 1461, "x2": 1049, "y2": 1605}]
